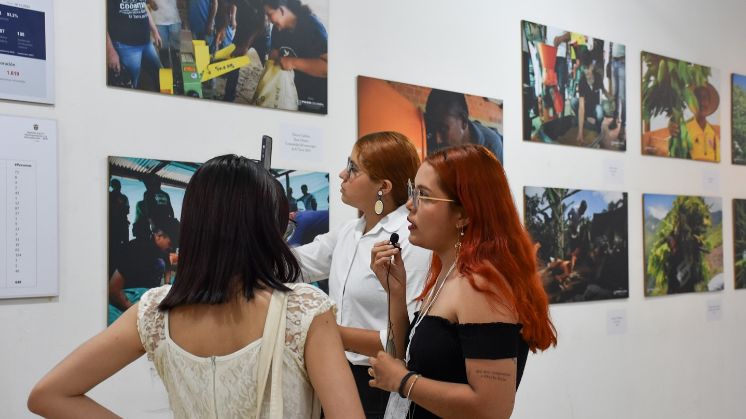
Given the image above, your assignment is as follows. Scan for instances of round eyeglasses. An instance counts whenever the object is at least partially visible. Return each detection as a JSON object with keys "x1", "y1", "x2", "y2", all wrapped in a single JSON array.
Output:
[{"x1": 407, "y1": 179, "x2": 456, "y2": 210}]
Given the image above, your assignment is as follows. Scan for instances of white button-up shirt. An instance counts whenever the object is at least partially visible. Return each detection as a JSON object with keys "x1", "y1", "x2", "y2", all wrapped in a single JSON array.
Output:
[{"x1": 293, "y1": 204, "x2": 432, "y2": 365}]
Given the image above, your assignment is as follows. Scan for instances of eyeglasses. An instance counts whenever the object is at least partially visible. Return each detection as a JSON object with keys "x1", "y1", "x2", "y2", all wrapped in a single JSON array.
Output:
[
  {"x1": 407, "y1": 179, "x2": 455, "y2": 210},
  {"x1": 343, "y1": 157, "x2": 363, "y2": 180}
]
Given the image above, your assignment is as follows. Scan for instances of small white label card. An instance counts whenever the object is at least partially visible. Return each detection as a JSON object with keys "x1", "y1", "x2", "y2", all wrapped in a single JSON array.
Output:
[
  {"x1": 602, "y1": 159, "x2": 624, "y2": 185},
  {"x1": 278, "y1": 124, "x2": 323, "y2": 162},
  {"x1": 702, "y1": 169, "x2": 720, "y2": 193},
  {"x1": 607, "y1": 309, "x2": 627, "y2": 335},
  {"x1": 706, "y1": 299, "x2": 722, "y2": 322}
]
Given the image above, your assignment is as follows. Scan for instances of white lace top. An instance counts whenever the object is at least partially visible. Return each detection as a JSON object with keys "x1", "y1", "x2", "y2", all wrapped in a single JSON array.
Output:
[{"x1": 136, "y1": 283, "x2": 335, "y2": 419}]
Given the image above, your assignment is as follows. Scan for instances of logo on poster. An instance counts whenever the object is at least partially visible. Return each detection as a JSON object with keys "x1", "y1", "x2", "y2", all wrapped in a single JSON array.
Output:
[{"x1": 23, "y1": 123, "x2": 47, "y2": 142}]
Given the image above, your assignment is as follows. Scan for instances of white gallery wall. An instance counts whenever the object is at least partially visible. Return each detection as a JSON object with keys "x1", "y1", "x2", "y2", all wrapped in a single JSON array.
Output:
[{"x1": 1, "y1": 0, "x2": 745, "y2": 417}]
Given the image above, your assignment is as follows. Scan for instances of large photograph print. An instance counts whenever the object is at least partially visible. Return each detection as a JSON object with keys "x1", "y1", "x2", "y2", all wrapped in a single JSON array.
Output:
[
  {"x1": 521, "y1": 20, "x2": 626, "y2": 151},
  {"x1": 358, "y1": 76, "x2": 503, "y2": 163},
  {"x1": 735, "y1": 199, "x2": 746, "y2": 290},
  {"x1": 524, "y1": 187, "x2": 629, "y2": 303},
  {"x1": 106, "y1": 0, "x2": 328, "y2": 114},
  {"x1": 641, "y1": 52, "x2": 721, "y2": 162},
  {"x1": 107, "y1": 156, "x2": 330, "y2": 324},
  {"x1": 732, "y1": 74, "x2": 746, "y2": 165},
  {"x1": 643, "y1": 194, "x2": 723, "y2": 297}
]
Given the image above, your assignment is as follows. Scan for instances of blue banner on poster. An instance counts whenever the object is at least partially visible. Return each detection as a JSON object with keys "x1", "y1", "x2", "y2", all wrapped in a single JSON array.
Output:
[{"x1": 0, "y1": 4, "x2": 46, "y2": 60}]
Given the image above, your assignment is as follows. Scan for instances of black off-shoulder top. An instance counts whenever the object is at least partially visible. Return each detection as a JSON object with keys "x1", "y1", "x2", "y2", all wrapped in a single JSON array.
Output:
[{"x1": 405, "y1": 313, "x2": 529, "y2": 419}]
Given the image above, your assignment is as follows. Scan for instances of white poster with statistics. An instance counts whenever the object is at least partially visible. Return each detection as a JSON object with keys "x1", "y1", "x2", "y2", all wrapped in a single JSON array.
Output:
[
  {"x1": 0, "y1": 0, "x2": 54, "y2": 104},
  {"x1": 0, "y1": 114, "x2": 57, "y2": 298}
]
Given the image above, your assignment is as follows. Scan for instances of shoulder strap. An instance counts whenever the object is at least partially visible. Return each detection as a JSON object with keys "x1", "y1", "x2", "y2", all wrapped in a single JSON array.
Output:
[{"x1": 255, "y1": 290, "x2": 288, "y2": 419}]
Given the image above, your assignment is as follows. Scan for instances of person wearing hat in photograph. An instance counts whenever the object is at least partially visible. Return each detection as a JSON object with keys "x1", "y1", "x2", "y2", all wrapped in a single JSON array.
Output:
[{"x1": 685, "y1": 83, "x2": 720, "y2": 162}]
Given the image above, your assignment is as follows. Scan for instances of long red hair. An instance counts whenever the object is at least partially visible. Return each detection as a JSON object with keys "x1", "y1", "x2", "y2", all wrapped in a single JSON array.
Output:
[{"x1": 419, "y1": 145, "x2": 557, "y2": 351}]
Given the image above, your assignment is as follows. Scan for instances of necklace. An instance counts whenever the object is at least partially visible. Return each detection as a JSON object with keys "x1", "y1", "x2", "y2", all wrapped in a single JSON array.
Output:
[{"x1": 405, "y1": 260, "x2": 457, "y2": 363}]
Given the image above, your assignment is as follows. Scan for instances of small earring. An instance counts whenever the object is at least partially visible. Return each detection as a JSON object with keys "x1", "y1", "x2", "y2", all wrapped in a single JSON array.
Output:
[
  {"x1": 455, "y1": 225, "x2": 465, "y2": 250},
  {"x1": 374, "y1": 190, "x2": 384, "y2": 215}
]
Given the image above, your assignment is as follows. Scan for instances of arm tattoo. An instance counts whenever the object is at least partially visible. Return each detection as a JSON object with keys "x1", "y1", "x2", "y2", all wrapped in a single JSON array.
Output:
[{"x1": 475, "y1": 369, "x2": 513, "y2": 383}]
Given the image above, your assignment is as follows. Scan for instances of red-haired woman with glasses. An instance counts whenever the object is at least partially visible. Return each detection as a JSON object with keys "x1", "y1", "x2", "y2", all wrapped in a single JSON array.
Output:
[
  {"x1": 293, "y1": 131, "x2": 432, "y2": 418},
  {"x1": 368, "y1": 144, "x2": 557, "y2": 419}
]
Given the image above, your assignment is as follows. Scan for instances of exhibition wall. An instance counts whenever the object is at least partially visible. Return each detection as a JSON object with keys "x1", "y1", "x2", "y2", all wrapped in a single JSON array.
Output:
[{"x1": 1, "y1": 0, "x2": 745, "y2": 417}]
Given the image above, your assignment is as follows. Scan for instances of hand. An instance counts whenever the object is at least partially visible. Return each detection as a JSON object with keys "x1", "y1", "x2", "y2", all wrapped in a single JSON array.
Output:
[
  {"x1": 215, "y1": 29, "x2": 226, "y2": 49},
  {"x1": 370, "y1": 241, "x2": 406, "y2": 296},
  {"x1": 205, "y1": 20, "x2": 216, "y2": 36},
  {"x1": 152, "y1": 30, "x2": 163, "y2": 50},
  {"x1": 278, "y1": 56, "x2": 295, "y2": 71},
  {"x1": 368, "y1": 351, "x2": 409, "y2": 392},
  {"x1": 107, "y1": 47, "x2": 121, "y2": 73}
]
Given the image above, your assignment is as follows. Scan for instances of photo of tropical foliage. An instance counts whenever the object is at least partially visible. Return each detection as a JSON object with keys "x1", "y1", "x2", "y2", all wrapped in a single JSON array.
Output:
[
  {"x1": 641, "y1": 52, "x2": 721, "y2": 162},
  {"x1": 732, "y1": 74, "x2": 746, "y2": 165},
  {"x1": 735, "y1": 199, "x2": 746, "y2": 289},
  {"x1": 643, "y1": 194, "x2": 723, "y2": 296},
  {"x1": 524, "y1": 187, "x2": 628, "y2": 303}
]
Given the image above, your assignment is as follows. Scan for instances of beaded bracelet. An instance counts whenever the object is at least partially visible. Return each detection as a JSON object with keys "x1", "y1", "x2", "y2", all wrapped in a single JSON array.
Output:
[{"x1": 398, "y1": 371, "x2": 418, "y2": 398}]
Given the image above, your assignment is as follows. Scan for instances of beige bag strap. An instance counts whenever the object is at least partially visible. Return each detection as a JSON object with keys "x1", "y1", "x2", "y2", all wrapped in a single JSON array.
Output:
[{"x1": 255, "y1": 290, "x2": 288, "y2": 419}]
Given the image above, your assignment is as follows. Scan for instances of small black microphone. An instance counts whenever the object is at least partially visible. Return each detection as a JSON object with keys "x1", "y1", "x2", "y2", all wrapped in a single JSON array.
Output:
[
  {"x1": 389, "y1": 232, "x2": 400, "y2": 249},
  {"x1": 385, "y1": 233, "x2": 400, "y2": 357}
]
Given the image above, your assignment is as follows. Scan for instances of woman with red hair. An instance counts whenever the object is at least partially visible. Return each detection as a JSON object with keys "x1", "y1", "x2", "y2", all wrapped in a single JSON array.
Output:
[{"x1": 367, "y1": 144, "x2": 557, "y2": 419}]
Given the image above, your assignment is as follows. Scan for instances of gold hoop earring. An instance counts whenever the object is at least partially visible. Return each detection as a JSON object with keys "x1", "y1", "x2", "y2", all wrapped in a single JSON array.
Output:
[{"x1": 374, "y1": 190, "x2": 384, "y2": 215}]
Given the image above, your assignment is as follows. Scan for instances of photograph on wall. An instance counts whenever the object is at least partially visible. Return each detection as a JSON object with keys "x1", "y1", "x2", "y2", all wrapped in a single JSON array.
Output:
[
  {"x1": 643, "y1": 194, "x2": 723, "y2": 297},
  {"x1": 107, "y1": 156, "x2": 330, "y2": 324},
  {"x1": 357, "y1": 75, "x2": 503, "y2": 163},
  {"x1": 732, "y1": 74, "x2": 746, "y2": 165},
  {"x1": 106, "y1": 0, "x2": 328, "y2": 114},
  {"x1": 524, "y1": 187, "x2": 628, "y2": 303},
  {"x1": 735, "y1": 199, "x2": 746, "y2": 289},
  {"x1": 641, "y1": 52, "x2": 721, "y2": 162},
  {"x1": 0, "y1": 0, "x2": 55, "y2": 104},
  {"x1": 521, "y1": 20, "x2": 626, "y2": 151}
]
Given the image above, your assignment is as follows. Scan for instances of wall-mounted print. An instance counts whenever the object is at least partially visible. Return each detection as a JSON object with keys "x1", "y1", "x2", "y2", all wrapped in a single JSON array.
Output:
[
  {"x1": 524, "y1": 187, "x2": 628, "y2": 303},
  {"x1": 357, "y1": 76, "x2": 503, "y2": 163},
  {"x1": 106, "y1": 0, "x2": 328, "y2": 114},
  {"x1": 735, "y1": 199, "x2": 746, "y2": 289},
  {"x1": 107, "y1": 156, "x2": 330, "y2": 324},
  {"x1": 641, "y1": 52, "x2": 721, "y2": 162},
  {"x1": 732, "y1": 74, "x2": 746, "y2": 165},
  {"x1": 643, "y1": 194, "x2": 723, "y2": 296},
  {"x1": 521, "y1": 20, "x2": 626, "y2": 151},
  {"x1": 0, "y1": 0, "x2": 55, "y2": 104}
]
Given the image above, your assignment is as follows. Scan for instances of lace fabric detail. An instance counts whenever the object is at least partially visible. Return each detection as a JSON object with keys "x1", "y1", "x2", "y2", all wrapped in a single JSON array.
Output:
[
  {"x1": 136, "y1": 285, "x2": 171, "y2": 362},
  {"x1": 285, "y1": 283, "x2": 337, "y2": 364},
  {"x1": 135, "y1": 282, "x2": 335, "y2": 418}
]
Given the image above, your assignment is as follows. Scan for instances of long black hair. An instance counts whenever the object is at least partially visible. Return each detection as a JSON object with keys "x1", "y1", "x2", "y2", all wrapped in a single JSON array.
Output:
[
  {"x1": 158, "y1": 154, "x2": 298, "y2": 310},
  {"x1": 263, "y1": 0, "x2": 312, "y2": 17}
]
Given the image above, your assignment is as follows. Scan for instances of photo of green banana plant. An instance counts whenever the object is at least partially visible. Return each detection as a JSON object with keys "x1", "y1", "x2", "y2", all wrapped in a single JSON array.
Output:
[
  {"x1": 734, "y1": 199, "x2": 746, "y2": 289},
  {"x1": 643, "y1": 194, "x2": 723, "y2": 296},
  {"x1": 641, "y1": 52, "x2": 721, "y2": 162},
  {"x1": 731, "y1": 74, "x2": 746, "y2": 165}
]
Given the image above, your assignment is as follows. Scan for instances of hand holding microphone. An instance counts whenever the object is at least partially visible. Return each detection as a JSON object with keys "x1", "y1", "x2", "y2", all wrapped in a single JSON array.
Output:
[{"x1": 370, "y1": 233, "x2": 407, "y2": 295}]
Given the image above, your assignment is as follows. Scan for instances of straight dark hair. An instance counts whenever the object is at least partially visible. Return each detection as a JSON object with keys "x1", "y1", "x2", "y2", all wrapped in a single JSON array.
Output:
[{"x1": 159, "y1": 155, "x2": 298, "y2": 310}]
